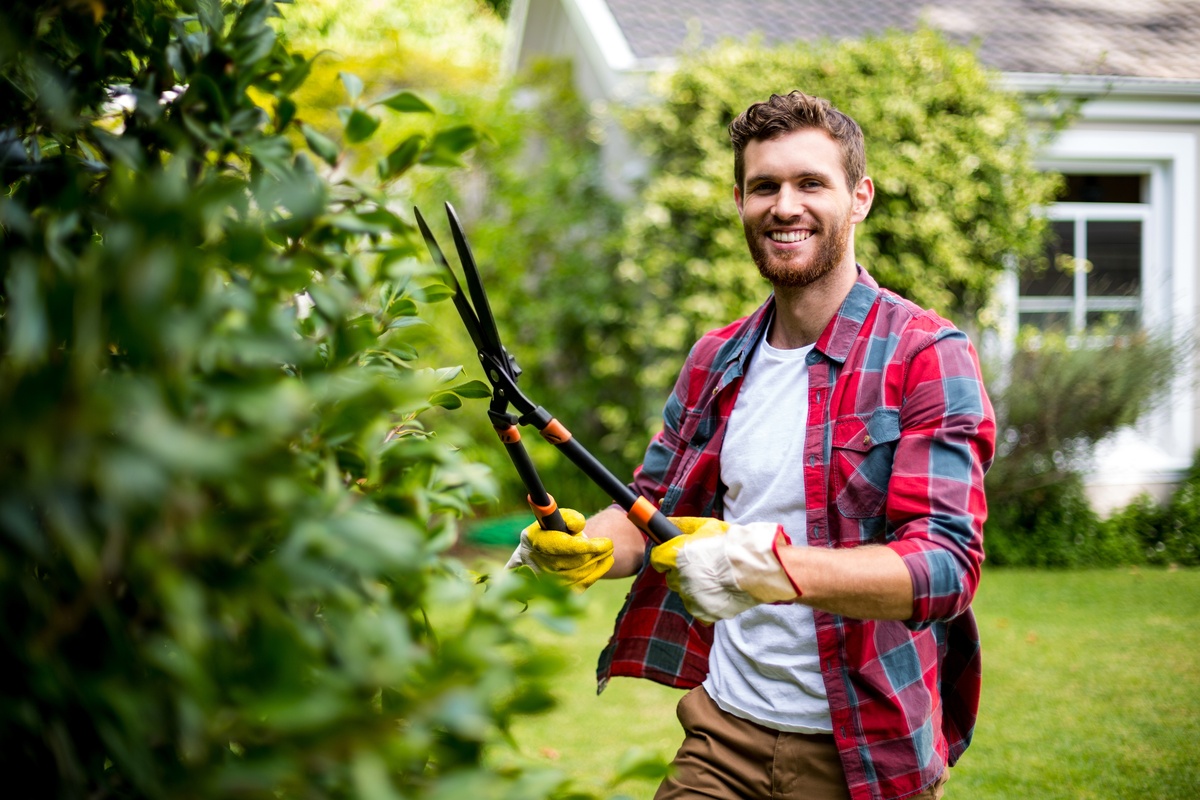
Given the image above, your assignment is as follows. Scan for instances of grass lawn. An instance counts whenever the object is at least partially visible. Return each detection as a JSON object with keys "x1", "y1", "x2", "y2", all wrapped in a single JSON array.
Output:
[{"x1": 482, "y1": 563, "x2": 1200, "y2": 799}]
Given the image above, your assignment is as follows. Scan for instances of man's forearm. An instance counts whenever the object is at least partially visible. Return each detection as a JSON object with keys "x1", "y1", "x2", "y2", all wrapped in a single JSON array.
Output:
[
  {"x1": 586, "y1": 507, "x2": 647, "y2": 579},
  {"x1": 775, "y1": 542, "x2": 913, "y2": 620}
]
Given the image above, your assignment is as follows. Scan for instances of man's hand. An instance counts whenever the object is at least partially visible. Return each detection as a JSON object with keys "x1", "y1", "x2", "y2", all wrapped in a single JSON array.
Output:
[
  {"x1": 650, "y1": 520, "x2": 799, "y2": 623},
  {"x1": 505, "y1": 509, "x2": 614, "y2": 590}
]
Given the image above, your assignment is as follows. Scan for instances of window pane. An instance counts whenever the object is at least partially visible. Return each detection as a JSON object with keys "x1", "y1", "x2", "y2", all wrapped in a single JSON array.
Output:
[
  {"x1": 1020, "y1": 220, "x2": 1075, "y2": 296},
  {"x1": 1019, "y1": 311, "x2": 1071, "y2": 331},
  {"x1": 1086, "y1": 310, "x2": 1139, "y2": 331},
  {"x1": 1087, "y1": 220, "x2": 1141, "y2": 297},
  {"x1": 1061, "y1": 174, "x2": 1144, "y2": 203}
]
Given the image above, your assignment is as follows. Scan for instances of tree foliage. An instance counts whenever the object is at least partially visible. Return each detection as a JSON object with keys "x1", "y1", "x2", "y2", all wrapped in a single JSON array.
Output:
[{"x1": 0, "y1": 2, "x2": 594, "y2": 797}]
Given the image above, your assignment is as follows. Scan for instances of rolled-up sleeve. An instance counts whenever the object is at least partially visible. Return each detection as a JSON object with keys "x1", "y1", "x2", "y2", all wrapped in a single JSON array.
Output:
[{"x1": 886, "y1": 329, "x2": 995, "y2": 629}]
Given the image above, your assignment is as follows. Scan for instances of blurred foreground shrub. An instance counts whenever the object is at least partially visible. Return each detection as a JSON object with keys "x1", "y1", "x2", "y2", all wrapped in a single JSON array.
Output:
[{"x1": 0, "y1": 2, "x2": 605, "y2": 797}]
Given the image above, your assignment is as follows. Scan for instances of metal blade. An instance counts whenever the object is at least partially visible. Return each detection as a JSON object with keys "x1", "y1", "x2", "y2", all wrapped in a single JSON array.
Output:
[
  {"x1": 445, "y1": 202, "x2": 507, "y2": 363},
  {"x1": 414, "y1": 206, "x2": 487, "y2": 355}
]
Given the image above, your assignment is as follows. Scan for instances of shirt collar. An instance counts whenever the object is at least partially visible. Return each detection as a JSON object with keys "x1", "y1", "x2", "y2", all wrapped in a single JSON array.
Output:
[
  {"x1": 815, "y1": 266, "x2": 879, "y2": 364},
  {"x1": 717, "y1": 266, "x2": 880, "y2": 383}
]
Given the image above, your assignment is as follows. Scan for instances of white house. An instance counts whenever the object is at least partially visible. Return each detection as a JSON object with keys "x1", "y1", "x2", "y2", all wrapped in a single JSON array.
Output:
[{"x1": 505, "y1": 0, "x2": 1200, "y2": 513}]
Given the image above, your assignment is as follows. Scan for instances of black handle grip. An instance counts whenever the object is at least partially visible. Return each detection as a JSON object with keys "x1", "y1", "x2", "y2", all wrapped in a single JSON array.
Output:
[{"x1": 536, "y1": 507, "x2": 568, "y2": 532}]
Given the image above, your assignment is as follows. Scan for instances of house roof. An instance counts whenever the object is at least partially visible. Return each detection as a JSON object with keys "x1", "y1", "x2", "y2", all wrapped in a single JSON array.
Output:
[{"x1": 603, "y1": 0, "x2": 1200, "y2": 81}]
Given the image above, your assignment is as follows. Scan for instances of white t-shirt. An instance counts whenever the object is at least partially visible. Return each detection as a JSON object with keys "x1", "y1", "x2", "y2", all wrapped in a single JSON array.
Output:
[{"x1": 701, "y1": 335, "x2": 833, "y2": 734}]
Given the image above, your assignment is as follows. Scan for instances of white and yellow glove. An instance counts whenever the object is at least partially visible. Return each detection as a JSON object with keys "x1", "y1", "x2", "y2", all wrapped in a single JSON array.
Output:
[
  {"x1": 650, "y1": 519, "x2": 800, "y2": 623},
  {"x1": 505, "y1": 508, "x2": 614, "y2": 590}
]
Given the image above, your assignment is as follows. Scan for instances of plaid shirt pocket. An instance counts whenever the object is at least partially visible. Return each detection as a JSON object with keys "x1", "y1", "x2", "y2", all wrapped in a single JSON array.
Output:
[{"x1": 831, "y1": 408, "x2": 901, "y2": 520}]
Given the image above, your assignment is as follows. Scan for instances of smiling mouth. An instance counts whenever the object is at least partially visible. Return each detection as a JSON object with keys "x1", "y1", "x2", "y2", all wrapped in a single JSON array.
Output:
[{"x1": 769, "y1": 230, "x2": 813, "y2": 243}]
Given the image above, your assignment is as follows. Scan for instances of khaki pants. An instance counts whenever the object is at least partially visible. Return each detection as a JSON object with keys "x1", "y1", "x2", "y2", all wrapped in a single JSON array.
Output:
[{"x1": 655, "y1": 686, "x2": 948, "y2": 800}]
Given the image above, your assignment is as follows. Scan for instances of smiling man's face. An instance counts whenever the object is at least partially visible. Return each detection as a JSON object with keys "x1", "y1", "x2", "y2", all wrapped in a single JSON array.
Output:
[{"x1": 734, "y1": 128, "x2": 873, "y2": 290}]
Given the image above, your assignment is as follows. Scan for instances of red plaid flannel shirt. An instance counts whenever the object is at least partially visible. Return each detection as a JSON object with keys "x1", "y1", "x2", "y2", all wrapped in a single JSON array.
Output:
[{"x1": 597, "y1": 268, "x2": 995, "y2": 800}]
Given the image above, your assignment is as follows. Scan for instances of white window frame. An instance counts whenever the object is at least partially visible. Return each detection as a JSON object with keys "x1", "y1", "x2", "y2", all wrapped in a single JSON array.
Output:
[
  {"x1": 1014, "y1": 129, "x2": 1198, "y2": 469},
  {"x1": 1019, "y1": 203, "x2": 1150, "y2": 332}
]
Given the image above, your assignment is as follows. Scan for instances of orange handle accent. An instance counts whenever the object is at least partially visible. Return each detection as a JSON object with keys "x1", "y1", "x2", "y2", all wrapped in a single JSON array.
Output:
[
  {"x1": 494, "y1": 425, "x2": 521, "y2": 444},
  {"x1": 627, "y1": 496, "x2": 657, "y2": 532},
  {"x1": 528, "y1": 493, "x2": 559, "y2": 519},
  {"x1": 540, "y1": 418, "x2": 572, "y2": 445}
]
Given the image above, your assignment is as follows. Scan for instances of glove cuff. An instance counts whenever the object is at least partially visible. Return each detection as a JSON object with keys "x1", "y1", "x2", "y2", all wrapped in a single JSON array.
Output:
[
  {"x1": 772, "y1": 532, "x2": 804, "y2": 598},
  {"x1": 727, "y1": 522, "x2": 800, "y2": 604}
]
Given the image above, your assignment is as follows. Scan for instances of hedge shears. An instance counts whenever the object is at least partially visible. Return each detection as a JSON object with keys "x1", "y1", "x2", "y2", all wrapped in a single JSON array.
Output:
[{"x1": 414, "y1": 202, "x2": 681, "y2": 544}]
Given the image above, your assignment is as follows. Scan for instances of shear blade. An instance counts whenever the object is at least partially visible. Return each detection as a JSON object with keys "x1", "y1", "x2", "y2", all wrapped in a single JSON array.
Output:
[
  {"x1": 445, "y1": 204, "x2": 507, "y2": 359},
  {"x1": 414, "y1": 205, "x2": 488, "y2": 356}
]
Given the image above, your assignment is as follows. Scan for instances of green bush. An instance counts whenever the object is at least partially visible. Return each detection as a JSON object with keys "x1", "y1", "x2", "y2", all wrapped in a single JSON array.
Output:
[
  {"x1": 0, "y1": 2, "x2": 595, "y2": 797},
  {"x1": 1150, "y1": 460, "x2": 1200, "y2": 566},
  {"x1": 985, "y1": 328, "x2": 1177, "y2": 568},
  {"x1": 1083, "y1": 494, "x2": 1158, "y2": 566},
  {"x1": 985, "y1": 475, "x2": 1102, "y2": 567}
]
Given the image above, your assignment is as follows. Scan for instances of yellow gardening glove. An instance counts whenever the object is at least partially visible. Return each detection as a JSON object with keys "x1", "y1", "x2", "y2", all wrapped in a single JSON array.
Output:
[
  {"x1": 650, "y1": 517, "x2": 729, "y2": 596},
  {"x1": 505, "y1": 508, "x2": 614, "y2": 590}
]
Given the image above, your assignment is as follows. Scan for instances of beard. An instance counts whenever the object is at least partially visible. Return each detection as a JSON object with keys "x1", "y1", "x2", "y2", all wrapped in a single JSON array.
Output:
[{"x1": 744, "y1": 207, "x2": 853, "y2": 289}]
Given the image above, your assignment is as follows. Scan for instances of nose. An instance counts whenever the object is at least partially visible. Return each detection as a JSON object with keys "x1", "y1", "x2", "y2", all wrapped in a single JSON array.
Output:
[{"x1": 772, "y1": 185, "x2": 804, "y2": 220}]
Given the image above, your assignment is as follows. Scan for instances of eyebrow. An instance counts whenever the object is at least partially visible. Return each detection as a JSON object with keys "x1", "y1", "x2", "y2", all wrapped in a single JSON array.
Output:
[{"x1": 745, "y1": 169, "x2": 835, "y2": 187}]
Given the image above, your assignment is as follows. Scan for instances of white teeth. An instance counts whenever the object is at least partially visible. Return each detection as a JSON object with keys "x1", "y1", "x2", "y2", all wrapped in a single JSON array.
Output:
[{"x1": 769, "y1": 230, "x2": 812, "y2": 243}]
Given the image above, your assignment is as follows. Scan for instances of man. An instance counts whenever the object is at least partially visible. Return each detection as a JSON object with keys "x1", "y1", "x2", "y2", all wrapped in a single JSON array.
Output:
[{"x1": 508, "y1": 91, "x2": 995, "y2": 800}]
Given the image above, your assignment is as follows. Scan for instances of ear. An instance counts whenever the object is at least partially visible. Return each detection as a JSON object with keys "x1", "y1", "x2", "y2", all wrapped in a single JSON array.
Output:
[
  {"x1": 733, "y1": 183, "x2": 745, "y2": 219},
  {"x1": 850, "y1": 176, "x2": 874, "y2": 224}
]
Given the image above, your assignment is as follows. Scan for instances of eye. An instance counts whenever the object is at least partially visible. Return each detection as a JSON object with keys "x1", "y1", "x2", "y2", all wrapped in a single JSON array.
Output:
[{"x1": 751, "y1": 181, "x2": 778, "y2": 194}]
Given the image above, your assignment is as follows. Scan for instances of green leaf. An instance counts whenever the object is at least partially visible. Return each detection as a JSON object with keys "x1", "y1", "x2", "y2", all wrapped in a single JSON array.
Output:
[
  {"x1": 386, "y1": 317, "x2": 428, "y2": 331},
  {"x1": 4, "y1": 255, "x2": 48, "y2": 367},
  {"x1": 247, "y1": 136, "x2": 292, "y2": 178},
  {"x1": 235, "y1": 25, "x2": 276, "y2": 66},
  {"x1": 378, "y1": 134, "x2": 424, "y2": 181},
  {"x1": 278, "y1": 56, "x2": 313, "y2": 96},
  {"x1": 449, "y1": 380, "x2": 491, "y2": 399},
  {"x1": 339, "y1": 71, "x2": 365, "y2": 102},
  {"x1": 301, "y1": 124, "x2": 339, "y2": 166},
  {"x1": 196, "y1": 0, "x2": 224, "y2": 33},
  {"x1": 375, "y1": 90, "x2": 435, "y2": 114},
  {"x1": 276, "y1": 97, "x2": 296, "y2": 130},
  {"x1": 420, "y1": 125, "x2": 482, "y2": 167},
  {"x1": 387, "y1": 297, "x2": 418, "y2": 317},
  {"x1": 422, "y1": 366, "x2": 464, "y2": 384},
  {"x1": 344, "y1": 109, "x2": 381, "y2": 144},
  {"x1": 416, "y1": 282, "x2": 455, "y2": 303},
  {"x1": 429, "y1": 391, "x2": 463, "y2": 409}
]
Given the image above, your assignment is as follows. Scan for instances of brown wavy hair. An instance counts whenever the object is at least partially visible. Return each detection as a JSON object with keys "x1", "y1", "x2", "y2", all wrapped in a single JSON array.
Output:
[{"x1": 729, "y1": 91, "x2": 866, "y2": 192}]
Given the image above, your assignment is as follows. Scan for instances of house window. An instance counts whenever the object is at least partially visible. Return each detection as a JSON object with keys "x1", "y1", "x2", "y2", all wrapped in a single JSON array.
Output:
[{"x1": 1017, "y1": 174, "x2": 1149, "y2": 333}]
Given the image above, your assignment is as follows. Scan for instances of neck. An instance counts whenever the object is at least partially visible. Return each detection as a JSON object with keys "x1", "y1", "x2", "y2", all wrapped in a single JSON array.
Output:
[{"x1": 767, "y1": 259, "x2": 858, "y2": 349}]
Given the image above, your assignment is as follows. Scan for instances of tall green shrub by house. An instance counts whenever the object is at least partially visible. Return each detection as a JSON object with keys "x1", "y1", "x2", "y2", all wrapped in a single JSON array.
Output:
[
  {"x1": 0, "y1": 2, "x2": 599, "y2": 797},
  {"x1": 985, "y1": 329, "x2": 1178, "y2": 567}
]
